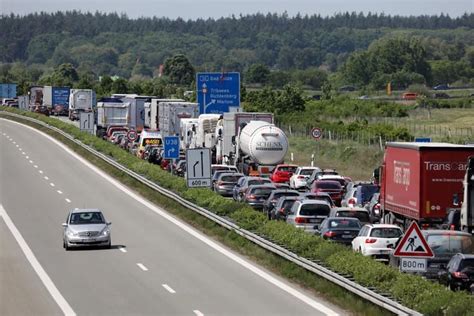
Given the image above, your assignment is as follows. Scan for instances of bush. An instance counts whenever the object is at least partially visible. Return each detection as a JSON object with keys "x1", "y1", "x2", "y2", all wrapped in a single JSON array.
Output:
[{"x1": 2, "y1": 106, "x2": 472, "y2": 315}]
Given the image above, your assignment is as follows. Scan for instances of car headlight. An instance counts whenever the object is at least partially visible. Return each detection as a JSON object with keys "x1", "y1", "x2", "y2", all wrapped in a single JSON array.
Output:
[
  {"x1": 100, "y1": 228, "x2": 110, "y2": 236},
  {"x1": 67, "y1": 230, "x2": 77, "y2": 237}
]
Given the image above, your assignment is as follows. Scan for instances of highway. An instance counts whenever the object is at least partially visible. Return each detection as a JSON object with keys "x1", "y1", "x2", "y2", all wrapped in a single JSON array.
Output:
[{"x1": 0, "y1": 118, "x2": 343, "y2": 316}]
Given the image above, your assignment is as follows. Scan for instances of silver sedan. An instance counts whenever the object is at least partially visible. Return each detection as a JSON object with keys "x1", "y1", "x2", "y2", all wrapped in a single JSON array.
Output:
[{"x1": 62, "y1": 209, "x2": 112, "y2": 250}]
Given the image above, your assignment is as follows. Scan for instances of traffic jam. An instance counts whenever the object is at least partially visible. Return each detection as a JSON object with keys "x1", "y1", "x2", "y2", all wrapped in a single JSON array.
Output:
[{"x1": 5, "y1": 78, "x2": 474, "y2": 294}]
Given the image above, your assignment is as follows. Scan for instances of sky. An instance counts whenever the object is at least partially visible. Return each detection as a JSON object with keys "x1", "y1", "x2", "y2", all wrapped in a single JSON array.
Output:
[{"x1": 1, "y1": 0, "x2": 473, "y2": 19}]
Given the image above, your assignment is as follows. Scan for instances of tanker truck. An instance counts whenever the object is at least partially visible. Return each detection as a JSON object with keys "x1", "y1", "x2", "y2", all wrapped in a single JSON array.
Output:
[{"x1": 213, "y1": 112, "x2": 288, "y2": 176}]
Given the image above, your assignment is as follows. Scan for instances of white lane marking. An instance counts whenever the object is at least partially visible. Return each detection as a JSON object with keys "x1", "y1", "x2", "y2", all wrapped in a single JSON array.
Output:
[
  {"x1": 29, "y1": 160, "x2": 33, "y2": 164},
  {"x1": 22, "y1": 152, "x2": 25, "y2": 155},
  {"x1": 137, "y1": 263, "x2": 148, "y2": 271},
  {"x1": 16, "y1": 144, "x2": 19, "y2": 147},
  {"x1": 18, "y1": 148, "x2": 22, "y2": 150},
  {"x1": 193, "y1": 310, "x2": 204, "y2": 316},
  {"x1": 34, "y1": 165, "x2": 38, "y2": 168},
  {"x1": 65, "y1": 198, "x2": 71, "y2": 203},
  {"x1": 162, "y1": 284, "x2": 176, "y2": 294},
  {"x1": 50, "y1": 183, "x2": 55, "y2": 187},
  {"x1": 57, "y1": 190, "x2": 63, "y2": 194},
  {"x1": 1, "y1": 119, "x2": 339, "y2": 315},
  {"x1": 25, "y1": 156, "x2": 29, "y2": 159},
  {"x1": 44, "y1": 176, "x2": 49, "y2": 180},
  {"x1": 0, "y1": 204, "x2": 76, "y2": 316},
  {"x1": 39, "y1": 170, "x2": 43, "y2": 174},
  {"x1": 119, "y1": 247, "x2": 127, "y2": 253},
  {"x1": 12, "y1": 141, "x2": 16, "y2": 144}
]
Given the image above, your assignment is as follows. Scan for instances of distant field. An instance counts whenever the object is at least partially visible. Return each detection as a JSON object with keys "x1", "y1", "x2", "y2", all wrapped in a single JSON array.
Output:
[{"x1": 286, "y1": 107, "x2": 474, "y2": 180}]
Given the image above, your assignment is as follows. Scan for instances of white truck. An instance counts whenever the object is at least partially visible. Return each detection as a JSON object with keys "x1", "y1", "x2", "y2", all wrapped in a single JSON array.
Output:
[
  {"x1": 158, "y1": 102, "x2": 199, "y2": 138},
  {"x1": 96, "y1": 98, "x2": 129, "y2": 137},
  {"x1": 147, "y1": 98, "x2": 185, "y2": 130},
  {"x1": 189, "y1": 114, "x2": 221, "y2": 149},
  {"x1": 179, "y1": 118, "x2": 199, "y2": 150},
  {"x1": 213, "y1": 112, "x2": 288, "y2": 175},
  {"x1": 69, "y1": 89, "x2": 96, "y2": 121}
]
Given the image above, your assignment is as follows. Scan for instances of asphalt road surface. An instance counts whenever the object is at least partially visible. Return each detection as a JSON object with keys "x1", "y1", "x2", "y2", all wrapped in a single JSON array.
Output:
[{"x1": 0, "y1": 118, "x2": 343, "y2": 316}]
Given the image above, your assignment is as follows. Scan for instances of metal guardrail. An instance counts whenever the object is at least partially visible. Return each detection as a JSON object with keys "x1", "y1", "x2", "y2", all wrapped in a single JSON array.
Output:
[{"x1": 1, "y1": 112, "x2": 422, "y2": 316}]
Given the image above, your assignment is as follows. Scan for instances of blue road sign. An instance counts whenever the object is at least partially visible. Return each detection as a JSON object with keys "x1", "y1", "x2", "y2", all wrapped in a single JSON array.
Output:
[
  {"x1": 415, "y1": 137, "x2": 432, "y2": 143},
  {"x1": 196, "y1": 72, "x2": 240, "y2": 114},
  {"x1": 164, "y1": 136, "x2": 180, "y2": 159}
]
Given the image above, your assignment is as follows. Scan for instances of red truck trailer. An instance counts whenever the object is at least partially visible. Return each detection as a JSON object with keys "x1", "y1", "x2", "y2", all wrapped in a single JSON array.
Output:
[{"x1": 380, "y1": 142, "x2": 474, "y2": 230}]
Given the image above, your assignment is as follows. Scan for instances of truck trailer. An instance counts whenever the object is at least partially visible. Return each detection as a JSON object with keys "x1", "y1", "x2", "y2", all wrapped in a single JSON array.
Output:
[
  {"x1": 158, "y1": 102, "x2": 199, "y2": 138},
  {"x1": 380, "y1": 142, "x2": 474, "y2": 230},
  {"x1": 69, "y1": 89, "x2": 96, "y2": 120}
]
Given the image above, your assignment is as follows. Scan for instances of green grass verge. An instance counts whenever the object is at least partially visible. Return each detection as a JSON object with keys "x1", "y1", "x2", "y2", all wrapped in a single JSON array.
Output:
[
  {"x1": 2, "y1": 107, "x2": 473, "y2": 315},
  {"x1": 1, "y1": 110, "x2": 387, "y2": 315}
]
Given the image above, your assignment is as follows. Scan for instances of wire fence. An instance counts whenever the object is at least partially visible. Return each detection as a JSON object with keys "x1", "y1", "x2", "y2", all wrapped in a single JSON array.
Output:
[{"x1": 278, "y1": 124, "x2": 402, "y2": 150}]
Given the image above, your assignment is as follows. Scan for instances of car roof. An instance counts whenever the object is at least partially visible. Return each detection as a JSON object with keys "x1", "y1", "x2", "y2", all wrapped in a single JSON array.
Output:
[
  {"x1": 456, "y1": 253, "x2": 474, "y2": 259},
  {"x1": 334, "y1": 207, "x2": 369, "y2": 212},
  {"x1": 421, "y1": 230, "x2": 473, "y2": 237},
  {"x1": 326, "y1": 217, "x2": 361, "y2": 221},
  {"x1": 70, "y1": 208, "x2": 101, "y2": 214},
  {"x1": 299, "y1": 199, "x2": 330, "y2": 205},
  {"x1": 363, "y1": 224, "x2": 401, "y2": 229},
  {"x1": 315, "y1": 180, "x2": 342, "y2": 185},
  {"x1": 218, "y1": 172, "x2": 244, "y2": 177},
  {"x1": 248, "y1": 184, "x2": 276, "y2": 189},
  {"x1": 271, "y1": 189, "x2": 299, "y2": 194},
  {"x1": 319, "y1": 174, "x2": 345, "y2": 179}
]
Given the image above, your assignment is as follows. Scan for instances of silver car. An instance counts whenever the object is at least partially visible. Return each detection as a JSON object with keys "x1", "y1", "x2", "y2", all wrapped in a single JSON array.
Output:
[{"x1": 62, "y1": 209, "x2": 112, "y2": 250}]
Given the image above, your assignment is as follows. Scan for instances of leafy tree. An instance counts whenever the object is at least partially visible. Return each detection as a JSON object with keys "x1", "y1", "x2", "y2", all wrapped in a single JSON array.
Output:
[
  {"x1": 111, "y1": 77, "x2": 128, "y2": 94},
  {"x1": 51, "y1": 63, "x2": 79, "y2": 86},
  {"x1": 163, "y1": 54, "x2": 195, "y2": 85},
  {"x1": 98, "y1": 75, "x2": 113, "y2": 95},
  {"x1": 245, "y1": 64, "x2": 270, "y2": 84},
  {"x1": 274, "y1": 84, "x2": 305, "y2": 115}
]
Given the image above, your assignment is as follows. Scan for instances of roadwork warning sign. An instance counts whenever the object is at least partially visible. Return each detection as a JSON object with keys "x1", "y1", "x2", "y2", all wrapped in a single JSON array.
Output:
[{"x1": 393, "y1": 222, "x2": 434, "y2": 258}]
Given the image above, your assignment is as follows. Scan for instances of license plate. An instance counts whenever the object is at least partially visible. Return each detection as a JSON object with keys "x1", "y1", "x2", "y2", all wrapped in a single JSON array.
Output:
[
  {"x1": 342, "y1": 235, "x2": 352, "y2": 239},
  {"x1": 309, "y1": 219, "x2": 318, "y2": 223},
  {"x1": 82, "y1": 239, "x2": 96, "y2": 243}
]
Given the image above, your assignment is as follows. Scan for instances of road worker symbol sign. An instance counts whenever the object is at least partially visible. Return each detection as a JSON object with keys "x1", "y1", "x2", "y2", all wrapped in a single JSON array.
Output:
[{"x1": 393, "y1": 222, "x2": 434, "y2": 258}]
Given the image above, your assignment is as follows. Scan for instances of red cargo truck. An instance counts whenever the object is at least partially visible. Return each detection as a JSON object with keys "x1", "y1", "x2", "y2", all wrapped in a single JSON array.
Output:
[{"x1": 380, "y1": 142, "x2": 474, "y2": 230}]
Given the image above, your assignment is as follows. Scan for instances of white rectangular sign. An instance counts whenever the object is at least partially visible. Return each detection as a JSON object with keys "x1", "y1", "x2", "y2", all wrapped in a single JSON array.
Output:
[
  {"x1": 79, "y1": 112, "x2": 95, "y2": 135},
  {"x1": 400, "y1": 257, "x2": 427, "y2": 273},
  {"x1": 186, "y1": 148, "x2": 211, "y2": 188}
]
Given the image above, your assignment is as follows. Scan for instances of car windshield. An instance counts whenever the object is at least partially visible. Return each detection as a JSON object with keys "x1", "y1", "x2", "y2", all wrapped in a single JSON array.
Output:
[
  {"x1": 251, "y1": 188, "x2": 274, "y2": 196},
  {"x1": 336, "y1": 210, "x2": 370, "y2": 223},
  {"x1": 329, "y1": 219, "x2": 360, "y2": 228},
  {"x1": 300, "y1": 204, "x2": 330, "y2": 216},
  {"x1": 459, "y1": 258, "x2": 474, "y2": 270},
  {"x1": 278, "y1": 166, "x2": 297, "y2": 172},
  {"x1": 221, "y1": 175, "x2": 241, "y2": 182},
  {"x1": 248, "y1": 179, "x2": 271, "y2": 186},
  {"x1": 273, "y1": 192, "x2": 299, "y2": 199},
  {"x1": 427, "y1": 234, "x2": 474, "y2": 256},
  {"x1": 370, "y1": 227, "x2": 402, "y2": 238},
  {"x1": 317, "y1": 181, "x2": 341, "y2": 189},
  {"x1": 282, "y1": 200, "x2": 297, "y2": 211},
  {"x1": 70, "y1": 212, "x2": 104, "y2": 225},
  {"x1": 300, "y1": 169, "x2": 314, "y2": 176}
]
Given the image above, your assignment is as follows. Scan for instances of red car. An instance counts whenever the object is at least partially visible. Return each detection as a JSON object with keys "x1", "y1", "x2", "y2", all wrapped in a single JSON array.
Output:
[
  {"x1": 311, "y1": 180, "x2": 344, "y2": 206},
  {"x1": 270, "y1": 164, "x2": 298, "y2": 183}
]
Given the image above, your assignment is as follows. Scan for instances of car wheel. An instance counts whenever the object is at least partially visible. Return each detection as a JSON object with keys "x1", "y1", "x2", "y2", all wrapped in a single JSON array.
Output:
[
  {"x1": 106, "y1": 240, "x2": 111, "y2": 249},
  {"x1": 64, "y1": 240, "x2": 70, "y2": 251}
]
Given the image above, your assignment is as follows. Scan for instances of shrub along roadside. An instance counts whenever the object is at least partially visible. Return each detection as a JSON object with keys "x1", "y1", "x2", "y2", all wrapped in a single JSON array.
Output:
[
  {"x1": 0, "y1": 111, "x2": 388, "y2": 316},
  {"x1": 2, "y1": 107, "x2": 472, "y2": 315}
]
